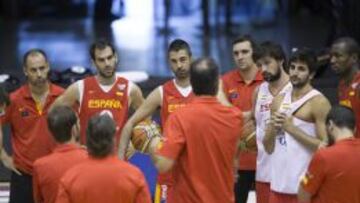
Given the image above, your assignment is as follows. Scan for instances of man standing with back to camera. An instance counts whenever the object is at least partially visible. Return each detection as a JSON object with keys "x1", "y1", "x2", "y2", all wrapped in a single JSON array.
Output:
[{"x1": 150, "y1": 57, "x2": 243, "y2": 203}]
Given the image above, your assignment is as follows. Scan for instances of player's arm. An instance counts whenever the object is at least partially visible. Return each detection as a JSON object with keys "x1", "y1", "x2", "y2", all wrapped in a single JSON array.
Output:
[
  {"x1": 49, "y1": 82, "x2": 80, "y2": 111},
  {"x1": 282, "y1": 96, "x2": 330, "y2": 151},
  {"x1": 263, "y1": 94, "x2": 283, "y2": 154},
  {"x1": 129, "y1": 83, "x2": 144, "y2": 111},
  {"x1": 216, "y1": 79, "x2": 232, "y2": 107},
  {"x1": 118, "y1": 88, "x2": 161, "y2": 159},
  {"x1": 149, "y1": 114, "x2": 184, "y2": 173}
]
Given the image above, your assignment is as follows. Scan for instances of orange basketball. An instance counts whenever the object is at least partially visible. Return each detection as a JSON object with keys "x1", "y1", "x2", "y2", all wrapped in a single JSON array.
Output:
[{"x1": 131, "y1": 120, "x2": 161, "y2": 153}]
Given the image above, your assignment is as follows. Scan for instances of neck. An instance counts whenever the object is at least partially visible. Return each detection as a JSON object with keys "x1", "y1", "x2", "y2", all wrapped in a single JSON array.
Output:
[
  {"x1": 96, "y1": 75, "x2": 116, "y2": 86},
  {"x1": 335, "y1": 129, "x2": 354, "y2": 142},
  {"x1": 174, "y1": 77, "x2": 190, "y2": 88},
  {"x1": 342, "y1": 66, "x2": 359, "y2": 85},
  {"x1": 269, "y1": 71, "x2": 289, "y2": 94},
  {"x1": 29, "y1": 82, "x2": 49, "y2": 97},
  {"x1": 238, "y1": 64, "x2": 258, "y2": 84},
  {"x1": 292, "y1": 83, "x2": 313, "y2": 100}
]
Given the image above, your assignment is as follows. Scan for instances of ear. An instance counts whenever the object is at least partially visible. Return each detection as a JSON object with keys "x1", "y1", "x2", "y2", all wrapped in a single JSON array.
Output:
[
  {"x1": 114, "y1": 54, "x2": 119, "y2": 64},
  {"x1": 350, "y1": 53, "x2": 358, "y2": 64},
  {"x1": 309, "y1": 72, "x2": 315, "y2": 80},
  {"x1": 23, "y1": 66, "x2": 28, "y2": 76}
]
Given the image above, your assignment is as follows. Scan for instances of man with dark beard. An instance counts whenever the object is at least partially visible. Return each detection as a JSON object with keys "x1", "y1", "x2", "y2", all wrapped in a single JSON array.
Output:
[
  {"x1": 298, "y1": 105, "x2": 360, "y2": 203},
  {"x1": 51, "y1": 40, "x2": 144, "y2": 148},
  {"x1": 263, "y1": 48, "x2": 331, "y2": 203},
  {"x1": 251, "y1": 41, "x2": 292, "y2": 203},
  {"x1": 330, "y1": 37, "x2": 360, "y2": 138}
]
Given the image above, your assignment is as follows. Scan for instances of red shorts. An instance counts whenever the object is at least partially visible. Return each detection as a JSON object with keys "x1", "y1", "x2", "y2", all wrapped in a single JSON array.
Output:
[
  {"x1": 269, "y1": 190, "x2": 299, "y2": 203},
  {"x1": 256, "y1": 181, "x2": 270, "y2": 203}
]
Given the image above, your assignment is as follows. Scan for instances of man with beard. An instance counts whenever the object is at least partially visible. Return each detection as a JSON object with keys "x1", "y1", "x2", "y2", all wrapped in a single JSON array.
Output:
[
  {"x1": 251, "y1": 41, "x2": 292, "y2": 203},
  {"x1": 298, "y1": 105, "x2": 360, "y2": 203},
  {"x1": 118, "y1": 39, "x2": 230, "y2": 203},
  {"x1": 263, "y1": 48, "x2": 331, "y2": 203},
  {"x1": 118, "y1": 39, "x2": 194, "y2": 203},
  {"x1": 222, "y1": 35, "x2": 263, "y2": 203},
  {"x1": 51, "y1": 40, "x2": 144, "y2": 147},
  {"x1": 0, "y1": 49, "x2": 64, "y2": 203},
  {"x1": 330, "y1": 37, "x2": 360, "y2": 138}
]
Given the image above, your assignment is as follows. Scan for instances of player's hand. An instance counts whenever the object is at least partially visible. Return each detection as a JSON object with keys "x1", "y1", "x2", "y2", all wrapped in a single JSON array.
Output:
[{"x1": 1, "y1": 153, "x2": 21, "y2": 175}]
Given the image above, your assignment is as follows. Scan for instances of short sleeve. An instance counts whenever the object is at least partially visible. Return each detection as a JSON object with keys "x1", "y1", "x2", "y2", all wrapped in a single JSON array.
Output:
[{"x1": 300, "y1": 151, "x2": 326, "y2": 195}]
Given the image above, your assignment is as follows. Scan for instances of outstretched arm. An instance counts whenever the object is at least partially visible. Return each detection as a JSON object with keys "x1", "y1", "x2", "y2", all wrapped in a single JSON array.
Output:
[{"x1": 118, "y1": 88, "x2": 161, "y2": 159}]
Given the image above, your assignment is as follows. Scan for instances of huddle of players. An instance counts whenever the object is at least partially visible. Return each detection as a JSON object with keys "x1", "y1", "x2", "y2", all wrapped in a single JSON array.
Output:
[{"x1": 0, "y1": 35, "x2": 359, "y2": 203}]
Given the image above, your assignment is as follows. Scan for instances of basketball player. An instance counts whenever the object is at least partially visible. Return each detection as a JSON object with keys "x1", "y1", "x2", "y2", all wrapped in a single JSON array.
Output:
[
  {"x1": 263, "y1": 48, "x2": 331, "y2": 203},
  {"x1": 252, "y1": 41, "x2": 292, "y2": 203},
  {"x1": 50, "y1": 40, "x2": 144, "y2": 147},
  {"x1": 330, "y1": 37, "x2": 360, "y2": 138}
]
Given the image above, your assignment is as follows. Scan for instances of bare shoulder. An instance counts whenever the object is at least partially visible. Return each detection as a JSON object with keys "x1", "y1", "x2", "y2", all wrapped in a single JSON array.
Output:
[{"x1": 310, "y1": 94, "x2": 331, "y2": 110}]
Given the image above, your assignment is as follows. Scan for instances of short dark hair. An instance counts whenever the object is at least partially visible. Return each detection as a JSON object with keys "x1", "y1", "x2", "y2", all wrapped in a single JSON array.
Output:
[
  {"x1": 232, "y1": 34, "x2": 256, "y2": 50},
  {"x1": 0, "y1": 85, "x2": 9, "y2": 106},
  {"x1": 332, "y1": 37, "x2": 360, "y2": 57},
  {"x1": 90, "y1": 39, "x2": 116, "y2": 60},
  {"x1": 326, "y1": 105, "x2": 356, "y2": 131},
  {"x1": 47, "y1": 106, "x2": 77, "y2": 143},
  {"x1": 254, "y1": 41, "x2": 286, "y2": 63},
  {"x1": 289, "y1": 48, "x2": 317, "y2": 74},
  {"x1": 86, "y1": 114, "x2": 116, "y2": 158},
  {"x1": 168, "y1": 39, "x2": 192, "y2": 57},
  {"x1": 23, "y1": 49, "x2": 48, "y2": 67},
  {"x1": 190, "y1": 57, "x2": 219, "y2": 96}
]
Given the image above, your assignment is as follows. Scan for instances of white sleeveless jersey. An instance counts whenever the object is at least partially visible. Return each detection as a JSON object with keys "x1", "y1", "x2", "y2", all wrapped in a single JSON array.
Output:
[
  {"x1": 254, "y1": 82, "x2": 292, "y2": 183},
  {"x1": 270, "y1": 89, "x2": 321, "y2": 194}
]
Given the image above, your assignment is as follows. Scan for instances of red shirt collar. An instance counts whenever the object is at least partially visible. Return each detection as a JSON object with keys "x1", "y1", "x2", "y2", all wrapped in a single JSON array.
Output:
[
  {"x1": 22, "y1": 83, "x2": 61, "y2": 99},
  {"x1": 53, "y1": 143, "x2": 81, "y2": 153},
  {"x1": 235, "y1": 69, "x2": 263, "y2": 83}
]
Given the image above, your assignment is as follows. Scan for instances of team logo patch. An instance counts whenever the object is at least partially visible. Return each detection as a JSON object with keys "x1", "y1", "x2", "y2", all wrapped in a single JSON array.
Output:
[
  {"x1": 229, "y1": 92, "x2": 238, "y2": 99},
  {"x1": 117, "y1": 84, "x2": 126, "y2": 91},
  {"x1": 19, "y1": 108, "x2": 29, "y2": 117},
  {"x1": 116, "y1": 91, "x2": 124, "y2": 96}
]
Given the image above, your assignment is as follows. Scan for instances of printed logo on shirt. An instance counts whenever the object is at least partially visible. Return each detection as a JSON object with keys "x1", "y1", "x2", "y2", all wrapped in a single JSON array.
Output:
[
  {"x1": 277, "y1": 133, "x2": 286, "y2": 146},
  {"x1": 117, "y1": 84, "x2": 126, "y2": 91},
  {"x1": 88, "y1": 99, "x2": 123, "y2": 109},
  {"x1": 19, "y1": 108, "x2": 30, "y2": 117},
  {"x1": 116, "y1": 91, "x2": 124, "y2": 96},
  {"x1": 167, "y1": 103, "x2": 186, "y2": 113},
  {"x1": 260, "y1": 103, "x2": 271, "y2": 112}
]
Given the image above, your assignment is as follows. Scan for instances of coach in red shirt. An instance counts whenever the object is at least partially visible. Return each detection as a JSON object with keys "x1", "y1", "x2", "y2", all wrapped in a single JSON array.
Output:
[
  {"x1": 0, "y1": 49, "x2": 64, "y2": 203},
  {"x1": 222, "y1": 35, "x2": 263, "y2": 203},
  {"x1": 151, "y1": 57, "x2": 243, "y2": 203},
  {"x1": 298, "y1": 105, "x2": 360, "y2": 203},
  {"x1": 33, "y1": 106, "x2": 87, "y2": 203},
  {"x1": 56, "y1": 114, "x2": 151, "y2": 203}
]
